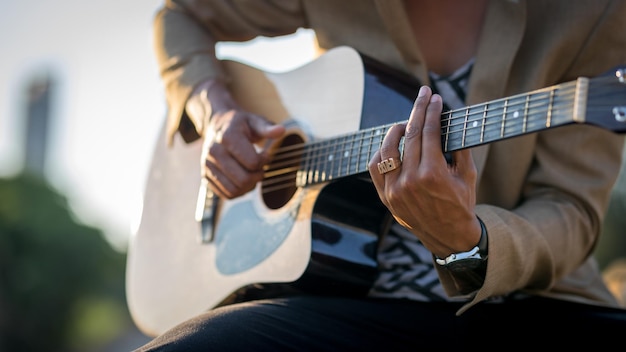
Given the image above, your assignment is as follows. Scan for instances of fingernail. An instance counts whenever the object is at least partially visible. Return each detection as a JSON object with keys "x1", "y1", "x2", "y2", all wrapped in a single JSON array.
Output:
[
  {"x1": 431, "y1": 94, "x2": 441, "y2": 103},
  {"x1": 418, "y1": 86, "x2": 428, "y2": 97}
]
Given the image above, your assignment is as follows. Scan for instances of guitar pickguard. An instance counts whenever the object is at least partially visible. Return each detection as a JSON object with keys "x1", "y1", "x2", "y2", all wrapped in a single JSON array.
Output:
[{"x1": 215, "y1": 186, "x2": 302, "y2": 275}]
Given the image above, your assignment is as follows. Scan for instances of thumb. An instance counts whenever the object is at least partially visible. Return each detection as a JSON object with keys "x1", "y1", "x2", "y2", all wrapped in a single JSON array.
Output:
[{"x1": 248, "y1": 114, "x2": 286, "y2": 140}]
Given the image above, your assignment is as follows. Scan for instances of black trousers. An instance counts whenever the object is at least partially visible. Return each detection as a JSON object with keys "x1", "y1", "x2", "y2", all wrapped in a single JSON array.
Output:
[{"x1": 135, "y1": 295, "x2": 626, "y2": 351}]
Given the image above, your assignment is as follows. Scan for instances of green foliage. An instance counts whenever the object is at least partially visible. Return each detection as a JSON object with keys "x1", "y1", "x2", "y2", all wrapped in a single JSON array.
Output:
[
  {"x1": 597, "y1": 159, "x2": 626, "y2": 270},
  {"x1": 599, "y1": 202, "x2": 626, "y2": 268},
  {"x1": 0, "y1": 174, "x2": 130, "y2": 352}
]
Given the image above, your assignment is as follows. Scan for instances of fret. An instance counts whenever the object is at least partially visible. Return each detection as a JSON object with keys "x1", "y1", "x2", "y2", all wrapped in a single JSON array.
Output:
[
  {"x1": 463, "y1": 105, "x2": 482, "y2": 148},
  {"x1": 322, "y1": 140, "x2": 330, "y2": 181},
  {"x1": 312, "y1": 141, "x2": 319, "y2": 182},
  {"x1": 298, "y1": 143, "x2": 311, "y2": 187},
  {"x1": 501, "y1": 97, "x2": 519, "y2": 139},
  {"x1": 480, "y1": 101, "x2": 492, "y2": 143},
  {"x1": 335, "y1": 135, "x2": 345, "y2": 179},
  {"x1": 481, "y1": 104, "x2": 489, "y2": 142},
  {"x1": 525, "y1": 91, "x2": 550, "y2": 134},
  {"x1": 445, "y1": 109, "x2": 467, "y2": 152},
  {"x1": 336, "y1": 135, "x2": 345, "y2": 177},
  {"x1": 372, "y1": 127, "x2": 385, "y2": 162},
  {"x1": 461, "y1": 107, "x2": 469, "y2": 148},
  {"x1": 318, "y1": 139, "x2": 329, "y2": 182},
  {"x1": 327, "y1": 138, "x2": 337, "y2": 180},
  {"x1": 505, "y1": 96, "x2": 522, "y2": 138},
  {"x1": 311, "y1": 141, "x2": 319, "y2": 183},
  {"x1": 479, "y1": 103, "x2": 486, "y2": 144},
  {"x1": 365, "y1": 129, "x2": 374, "y2": 174},
  {"x1": 294, "y1": 76, "x2": 589, "y2": 187},
  {"x1": 523, "y1": 94, "x2": 530, "y2": 133},
  {"x1": 358, "y1": 129, "x2": 374, "y2": 172},
  {"x1": 320, "y1": 140, "x2": 332, "y2": 182},
  {"x1": 348, "y1": 133, "x2": 363, "y2": 175},
  {"x1": 546, "y1": 89, "x2": 555, "y2": 128},
  {"x1": 502, "y1": 99, "x2": 504, "y2": 141},
  {"x1": 305, "y1": 144, "x2": 315, "y2": 185},
  {"x1": 345, "y1": 133, "x2": 355, "y2": 176},
  {"x1": 443, "y1": 111, "x2": 452, "y2": 151},
  {"x1": 499, "y1": 99, "x2": 506, "y2": 138},
  {"x1": 375, "y1": 127, "x2": 387, "y2": 165},
  {"x1": 352, "y1": 131, "x2": 363, "y2": 174}
]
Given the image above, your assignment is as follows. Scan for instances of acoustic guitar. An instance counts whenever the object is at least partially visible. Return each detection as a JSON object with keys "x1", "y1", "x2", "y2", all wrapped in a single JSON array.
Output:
[{"x1": 126, "y1": 46, "x2": 626, "y2": 336}]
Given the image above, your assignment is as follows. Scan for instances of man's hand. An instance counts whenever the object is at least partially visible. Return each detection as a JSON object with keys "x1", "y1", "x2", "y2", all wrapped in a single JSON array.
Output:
[
  {"x1": 368, "y1": 85, "x2": 481, "y2": 259},
  {"x1": 187, "y1": 79, "x2": 286, "y2": 199}
]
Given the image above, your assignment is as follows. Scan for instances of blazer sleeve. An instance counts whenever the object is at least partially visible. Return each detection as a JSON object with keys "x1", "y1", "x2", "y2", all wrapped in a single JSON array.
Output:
[
  {"x1": 153, "y1": 0, "x2": 308, "y2": 144},
  {"x1": 439, "y1": 0, "x2": 626, "y2": 313}
]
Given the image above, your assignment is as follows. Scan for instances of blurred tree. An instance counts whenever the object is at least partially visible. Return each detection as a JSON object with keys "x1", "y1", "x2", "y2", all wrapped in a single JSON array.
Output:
[
  {"x1": 0, "y1": 173, "x2": 132, "y2": 352},
  {"x1": 596, "y1": 151, "x2": 626, "y2": 270},
  {"x1": 596, "y1": 147, "x2": 626, "y2": 307}
]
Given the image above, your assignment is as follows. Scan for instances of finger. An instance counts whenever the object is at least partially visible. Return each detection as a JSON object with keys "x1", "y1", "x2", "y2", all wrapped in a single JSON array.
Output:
[
  {"x1": 403, "y1": 86, "x2": 432, "y2": 169},
  {"x1": 248, "y1": 115, "x2": 287, "y2": 165},
  {"x1": 216, "y1": 113, "x2": 279, "y2": 172},
  {"x1": 248, "y1": 114, "x2": 286, "y2": 142},
  {"x1": 205, "y1": 140, "x2": 263, "y2": 196},
  {"x1": 203, "y1": 162, "x2": 235, "y2": 199},
  {"x1": 376, "y1": 124, "x2": 405, "y2": 180},
  {"x1": 368, "y1": 150, "x2": 390, "y2": 208},
  {"x1": 379, "y1": 123, "x2": 406, "y2": 160},
  {"x1": 420, "y1": 93, "x2": 445, "y2": 166},
  {"x1": 449, "y1": 148, "x2": 476, "y2": 180}
]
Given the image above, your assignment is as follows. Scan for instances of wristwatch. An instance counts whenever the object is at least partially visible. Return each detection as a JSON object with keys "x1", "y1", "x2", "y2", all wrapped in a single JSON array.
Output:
[{"x1": 435, "y1": 218, "x2": 488, "y2": 272}]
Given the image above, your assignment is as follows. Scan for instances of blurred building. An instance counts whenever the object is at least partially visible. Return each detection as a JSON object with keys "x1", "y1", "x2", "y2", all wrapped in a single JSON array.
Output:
[{"x1": 23, "y1": 73, "x2": 54, "y2": 177}]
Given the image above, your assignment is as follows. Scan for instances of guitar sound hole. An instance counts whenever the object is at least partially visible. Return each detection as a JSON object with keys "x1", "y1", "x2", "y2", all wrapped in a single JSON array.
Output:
[{"x1": 263, "y1": 133, "x2": 303, "y2": 209}]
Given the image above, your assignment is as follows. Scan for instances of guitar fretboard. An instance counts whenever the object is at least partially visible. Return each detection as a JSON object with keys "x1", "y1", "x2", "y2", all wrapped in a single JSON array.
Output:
[{"x1": 288, "y1": 78, "x2": 588, "y2": 187}]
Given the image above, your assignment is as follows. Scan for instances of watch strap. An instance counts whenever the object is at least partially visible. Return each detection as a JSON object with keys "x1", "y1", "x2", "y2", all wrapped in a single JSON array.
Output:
[{"x1": 435, "y1": 217, "x2": 488, "y2": 267}]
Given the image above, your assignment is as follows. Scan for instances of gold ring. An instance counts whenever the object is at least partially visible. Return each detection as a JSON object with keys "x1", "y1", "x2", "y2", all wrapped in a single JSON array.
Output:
[
  {"x1": 214, "y1": 129, "x2": 224, "y2": 144},
  {"x1": 377, "y1": 157, "x2": 402, "y2": 175}
]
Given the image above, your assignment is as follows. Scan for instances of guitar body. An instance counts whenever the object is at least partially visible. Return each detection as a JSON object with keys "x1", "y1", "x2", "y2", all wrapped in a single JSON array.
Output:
[
  {"x1": 126, "y1": 47, "x2": 419, "y2": 336},
  {"x1": 127, "y1": 45, "x2": 626, "y2": 336}
]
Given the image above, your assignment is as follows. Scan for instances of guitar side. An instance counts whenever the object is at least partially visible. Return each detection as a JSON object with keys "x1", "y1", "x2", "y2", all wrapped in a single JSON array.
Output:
[
  {"x1": 126, "y1": 46, "x2": 626, "y2": 337},
  {"x1": 126, "y1": 47, "x2": 370, "y2": 336}
]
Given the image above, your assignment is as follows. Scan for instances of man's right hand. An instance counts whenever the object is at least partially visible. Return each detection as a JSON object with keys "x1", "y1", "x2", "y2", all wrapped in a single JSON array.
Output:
[{"x1": 187, "y1": 79, "x2": 286, "y2": 199}]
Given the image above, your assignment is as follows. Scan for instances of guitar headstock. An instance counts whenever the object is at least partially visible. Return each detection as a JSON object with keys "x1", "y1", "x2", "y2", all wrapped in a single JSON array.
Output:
[{"x1": 586, "y1": 66, "x2": 626, "y2": 133}]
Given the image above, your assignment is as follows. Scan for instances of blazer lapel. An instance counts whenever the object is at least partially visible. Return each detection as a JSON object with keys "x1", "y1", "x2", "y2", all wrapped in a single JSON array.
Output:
[
  {"x1": 468, "y1": 0, "x2": 527, "y2": 176},
  {"x1": 375, "y1": 0, "x2": 527, "y2": 176},
  {"x1": 374, "y1": 0, "x2": 430, "y2": 85}
]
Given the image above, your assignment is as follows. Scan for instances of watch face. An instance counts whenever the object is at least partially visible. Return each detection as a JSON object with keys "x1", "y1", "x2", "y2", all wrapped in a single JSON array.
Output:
[{"x1": 445, "y1": 258, "x2": 484, "y2": 272}]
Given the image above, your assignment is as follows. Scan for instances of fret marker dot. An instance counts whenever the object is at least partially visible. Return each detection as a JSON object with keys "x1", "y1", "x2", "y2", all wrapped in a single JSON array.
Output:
[
  {"x1": 344, "y1": 151, "x2": 350, "y2": 158},
  {"x1": 328, "y1": 155, "x2": 334, "y2": 161},
  {"x1": 513, "y1": 111, "x2": 519, "y2": 118},
  {"x1": 472, "y1": 121, "x2": 478, "y2": 128}
]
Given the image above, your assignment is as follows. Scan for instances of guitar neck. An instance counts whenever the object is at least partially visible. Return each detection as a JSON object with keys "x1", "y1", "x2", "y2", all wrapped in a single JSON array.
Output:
[{"x1": 294, "y1": 77, "x2": 587, "y2": 186}]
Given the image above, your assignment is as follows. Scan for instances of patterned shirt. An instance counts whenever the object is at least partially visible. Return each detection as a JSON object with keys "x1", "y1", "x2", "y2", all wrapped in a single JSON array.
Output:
[{"x1": 368, "y1": 59, "x2": 474, "y2": 301}]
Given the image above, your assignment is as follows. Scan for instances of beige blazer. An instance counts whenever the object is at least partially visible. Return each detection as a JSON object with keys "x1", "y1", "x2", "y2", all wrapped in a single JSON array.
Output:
[{"x1": 153, "y1": 0, "x2": 626, "y2": 314}]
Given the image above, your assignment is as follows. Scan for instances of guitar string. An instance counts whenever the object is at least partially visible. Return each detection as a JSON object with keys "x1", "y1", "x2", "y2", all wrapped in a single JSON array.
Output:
[
  {"x1": 266, "y1": 91, "x2": 576, "y2": 173},
  {"x1": 264, "y1": 88, "x2": 578, "y2": 173},
  {"x1": 268, "y1": 83, "x2": 578, "y2": 160},
  {"x1": 263, "y1": 83, "x2": 615, "y2": 192},
  {"x1": 261, "y1": 88, "x2": 580, "y2": 191},
  {"x1": 259, "y1": 95, "x2": 578, "y2": 192},
  {"x1": 260, "y1": 76, "x2": 620, "y2": 193}
]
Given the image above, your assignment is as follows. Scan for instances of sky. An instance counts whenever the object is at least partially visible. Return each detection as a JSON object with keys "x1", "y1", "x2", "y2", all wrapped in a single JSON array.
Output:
[{"x1": 0, "y1": 0, "x2": 316, "y2": 251}]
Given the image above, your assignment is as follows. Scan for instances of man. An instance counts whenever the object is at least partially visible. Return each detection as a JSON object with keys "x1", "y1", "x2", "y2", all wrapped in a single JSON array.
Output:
[{"x1": 135, "y1": 1, "x2": 626, "y2": 349}]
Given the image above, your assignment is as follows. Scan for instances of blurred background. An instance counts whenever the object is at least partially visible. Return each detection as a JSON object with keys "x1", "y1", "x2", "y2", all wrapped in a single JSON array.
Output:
[
  {"x1": 0, "y1": 1, "x2": 315, "y2": 351},
  {"x1": 0, "y1": 1, "x2": 624, "y2": 351}
]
